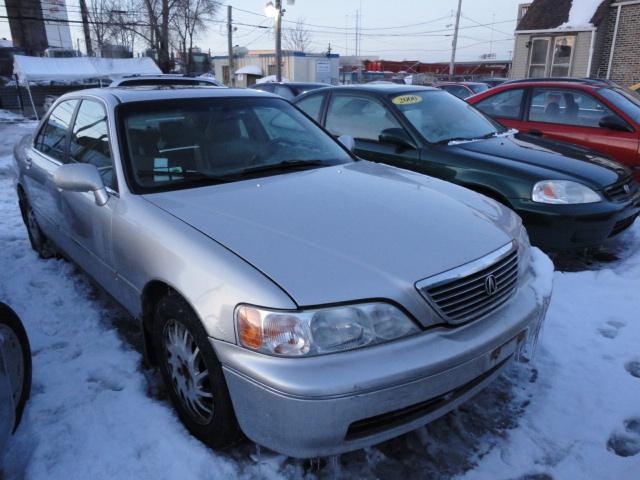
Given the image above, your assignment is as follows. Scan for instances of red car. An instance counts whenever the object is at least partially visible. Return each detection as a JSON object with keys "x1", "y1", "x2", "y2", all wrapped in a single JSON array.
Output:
[{"x1": 468, "y1": 78, "x2": 640, "y2": 180}]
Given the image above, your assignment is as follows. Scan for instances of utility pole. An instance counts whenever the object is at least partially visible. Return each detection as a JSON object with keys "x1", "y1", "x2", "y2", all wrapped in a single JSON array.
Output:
[
  {"x1": 449, "y1": 0, "x2": 462, "y2": 80},
  {"x1": 275, "y1": 0, "x2": 283, "y2": 81},
  {"x1": 79, "y1": 0, "x2": 93, "y2": 56},
  {"x1": 227, "y1": 5, "x2": 235, "y2": 86}
]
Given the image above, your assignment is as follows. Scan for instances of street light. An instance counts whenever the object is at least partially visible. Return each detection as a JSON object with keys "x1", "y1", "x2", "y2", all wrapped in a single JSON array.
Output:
[{"x1": 264, "y1": 1, "x2": 278, "y2": 18}]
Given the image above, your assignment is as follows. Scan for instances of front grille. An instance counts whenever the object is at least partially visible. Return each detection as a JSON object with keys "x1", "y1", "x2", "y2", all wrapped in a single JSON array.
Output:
[
  {"x1": 610, "y1": 213, "x2": 638, "y2": 237},
  {"x1": 605, "y1": 177, "x2": 639, "y2": 202},
  {"x1": 417, "y1": 242, "x2": 518, "y2": 324}
]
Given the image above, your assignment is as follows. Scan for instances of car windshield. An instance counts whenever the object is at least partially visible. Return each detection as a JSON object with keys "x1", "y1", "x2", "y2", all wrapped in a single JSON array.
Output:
[
  {"x1": 391, "y1": 90, "x2": 501, "y2": 144},
  {"x1": 597, "y1": 87, "x2": 640, "y2": 124},
  {"x1": 119, "y1": 97, "x2": 352, "y2": 192}
]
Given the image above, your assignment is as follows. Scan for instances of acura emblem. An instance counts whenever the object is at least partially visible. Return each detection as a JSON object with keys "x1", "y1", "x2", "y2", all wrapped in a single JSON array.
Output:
[
  {"x1": 623, "y1": 183, "x2": 631, "y2": 194},
  {"x1": 484, "y1": 275, "x2": 498, "y2": 296}
]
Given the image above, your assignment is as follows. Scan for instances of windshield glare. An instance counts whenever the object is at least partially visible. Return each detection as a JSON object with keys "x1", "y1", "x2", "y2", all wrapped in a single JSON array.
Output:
[
  {"x1": 598, "y1": 87, "x2": 640, "y2": 124},
  {"x1": 120, "y1": 98, "x2": 351, "y2": 192},
  {"x1": 392, "y1": 90, "x2": 500, "y2": 143}
]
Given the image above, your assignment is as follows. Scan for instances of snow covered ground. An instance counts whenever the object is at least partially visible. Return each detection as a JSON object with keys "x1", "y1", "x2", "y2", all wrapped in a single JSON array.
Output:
[{"x1": 0, "y1": 117, "x2": 639, "y2": 479}]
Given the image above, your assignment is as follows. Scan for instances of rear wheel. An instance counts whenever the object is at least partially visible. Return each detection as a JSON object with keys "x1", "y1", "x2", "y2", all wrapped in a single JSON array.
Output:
[
  {"x1": 18, "y1": 192, "x2": 54, "y2": 259},
  {"x1": 153, "y1": 292, "x2": 241, "y2": 449},
  {"x1": 0, "y1": 303, "x2": 32, "y2": 431}
]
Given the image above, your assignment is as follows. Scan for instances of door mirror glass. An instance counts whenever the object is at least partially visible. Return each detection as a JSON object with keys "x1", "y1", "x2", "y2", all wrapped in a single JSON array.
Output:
[
  {"x1": 53, "y1": 163, "x2": 109, "y2": 206},
  {"x1": 338, "y1": 135, "x2": 355, "y2": 152},
  {"x1": 599, "y1": 114, "x2": 632, "y2": 132},
  {"x1": 378, "y1": 128, "x2": 415, "y2": 149}
]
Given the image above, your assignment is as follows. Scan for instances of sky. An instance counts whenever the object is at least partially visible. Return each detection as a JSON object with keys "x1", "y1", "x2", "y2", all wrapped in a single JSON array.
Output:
[{"x1": 0, "y1": 0, "x2": 524, "y2": 62}]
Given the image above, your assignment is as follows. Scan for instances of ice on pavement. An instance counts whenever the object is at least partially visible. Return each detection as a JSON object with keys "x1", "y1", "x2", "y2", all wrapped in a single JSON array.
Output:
[{"x1": 0, "y1": 116, "x2": 639, "y2": 479}]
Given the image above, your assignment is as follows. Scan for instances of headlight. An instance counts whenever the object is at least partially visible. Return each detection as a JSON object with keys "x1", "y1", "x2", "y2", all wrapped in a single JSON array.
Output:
[
  {"x1": 236, "y1": 303, "x2": 420, "y2": 357},
  {"x1": 516, "y1": 223, "x2": 532, "y2": 284},
  {"x1": 532, "y1": 180, "x2": 601, "y2": 204}
]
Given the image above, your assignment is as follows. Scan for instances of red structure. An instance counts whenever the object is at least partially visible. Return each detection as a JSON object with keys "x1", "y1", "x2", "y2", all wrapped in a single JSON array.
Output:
[{"x1": 365, "y1": 60, "x2": 511, "y2": 77}]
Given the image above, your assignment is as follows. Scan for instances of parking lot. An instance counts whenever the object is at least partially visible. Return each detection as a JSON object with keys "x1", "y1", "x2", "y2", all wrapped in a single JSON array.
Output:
[{"x1": 0, "y1": 116, "x2": 638, "y2": 479}]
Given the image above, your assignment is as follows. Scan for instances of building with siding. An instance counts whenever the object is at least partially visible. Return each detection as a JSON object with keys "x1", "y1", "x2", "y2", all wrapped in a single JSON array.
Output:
[{"x1": 510, "y1": 0, "x2": 640, "y2": 86}]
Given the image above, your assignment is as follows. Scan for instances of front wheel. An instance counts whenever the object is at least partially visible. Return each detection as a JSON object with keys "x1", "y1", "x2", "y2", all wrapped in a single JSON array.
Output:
[{"x1": 153, "y1": 292, "x2": 241, "y2": 449}]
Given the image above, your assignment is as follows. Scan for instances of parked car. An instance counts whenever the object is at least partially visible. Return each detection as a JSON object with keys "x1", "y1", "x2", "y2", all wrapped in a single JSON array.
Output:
[
  {"x1": 467, "y1": 78, "x2": 640, "y2": 180},
  {"x1": 435, "y1": 81, "x2": 490, "y2": 99},
  {"x1": 294, "y1": 84, "x2": 640, "y2": 251},
  {"x1": 0, "y1": 302, "x2": 32, "y2": 460},
  {"x1": 109, "y1": 74, "x2": 225, "y2": 88},
  {"x1": 249, "y1": 81, "x2": 329, "y2": 100},
  {"x1": 14, "y1": 86, "x2": 551, "y2": 458}
]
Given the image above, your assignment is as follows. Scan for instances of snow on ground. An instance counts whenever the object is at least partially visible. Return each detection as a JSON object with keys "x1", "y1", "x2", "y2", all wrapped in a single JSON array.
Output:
[{"x1": 0, "y1": 116, "x2": 639, "y2": 479}]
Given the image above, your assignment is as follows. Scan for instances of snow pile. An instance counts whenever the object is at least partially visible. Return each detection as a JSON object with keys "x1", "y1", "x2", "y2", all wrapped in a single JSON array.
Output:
[
  {"x1": 1, "y1": 117, "x2": 639, "y2": 479},
  {"x1": 560, "y1": 0, "x2": 605, "y2": 29},
  {"x1": 255, "y1": 75, "x2": 291, "y2": 84}
]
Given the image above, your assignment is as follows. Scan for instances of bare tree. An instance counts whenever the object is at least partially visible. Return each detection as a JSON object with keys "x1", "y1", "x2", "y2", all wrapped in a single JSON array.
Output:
[
  {"x1": 283, "y1": 18, "x2": 312, "y2": 53},
  {"x1": 171, "y1": 0, "x2": 218, "y2": 73},
  {"x1": 86, "y1": 0, "x2": 114, "y2": 51}
]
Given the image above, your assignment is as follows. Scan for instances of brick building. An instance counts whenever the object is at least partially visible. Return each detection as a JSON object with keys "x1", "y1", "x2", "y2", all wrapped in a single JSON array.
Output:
[{"x1": 510, "y1": 0, "x2": 640, "y2": 86}]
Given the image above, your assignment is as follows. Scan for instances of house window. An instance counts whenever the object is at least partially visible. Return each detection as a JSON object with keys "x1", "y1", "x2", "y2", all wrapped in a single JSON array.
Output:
[
  {"x1": 550, "y1": 36, "x2": 574, "y2": 77},
  {"x1": 527, "y1": 35, "x2": 575, "y2": 78},
  {"x1": 528, "y1": 37, "x2": 550, "y2": 77}
]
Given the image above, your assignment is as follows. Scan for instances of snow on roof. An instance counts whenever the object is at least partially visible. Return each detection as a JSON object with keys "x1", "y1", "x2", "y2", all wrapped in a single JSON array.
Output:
[
  {"x1": 255, "y1": 75, "x2": 291, "y2": 84},
  {"x1": 0, "y1": 39, "x2": 13, "y2": 48},
  {"x1": 560, "y1": 0, "x2": 606, "y2": 29},
  {"x1": 13, "y1": 55, "x2": 161, "y2": 83},
  {"x1": 235, "y1": 65, "x2": 263, "y2": 76}
]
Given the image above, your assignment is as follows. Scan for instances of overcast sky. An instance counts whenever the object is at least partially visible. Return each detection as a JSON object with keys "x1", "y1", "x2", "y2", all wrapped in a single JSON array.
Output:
[{"x1": 0, "y1": 0, "x2": 524, "y2": 62}]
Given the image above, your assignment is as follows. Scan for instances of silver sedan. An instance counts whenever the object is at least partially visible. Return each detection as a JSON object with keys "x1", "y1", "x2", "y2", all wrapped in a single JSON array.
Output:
[{"x1": 13, "y1": 87, "x2": 551, "y2": 458}]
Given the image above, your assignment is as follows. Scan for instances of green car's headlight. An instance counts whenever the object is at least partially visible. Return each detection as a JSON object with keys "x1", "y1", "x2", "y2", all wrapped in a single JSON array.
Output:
[
  {"x1": 532, "y1": 180, "x2": 601, "y2": 204},
  {"x1": 236, "y1": 302, "x2": 420, "y2": 357}
]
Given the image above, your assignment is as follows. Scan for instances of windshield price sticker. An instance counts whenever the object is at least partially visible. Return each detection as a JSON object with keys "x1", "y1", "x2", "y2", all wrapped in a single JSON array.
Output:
[{"x1": 392, "y1": 94, "x2": 422, "y2": 105}]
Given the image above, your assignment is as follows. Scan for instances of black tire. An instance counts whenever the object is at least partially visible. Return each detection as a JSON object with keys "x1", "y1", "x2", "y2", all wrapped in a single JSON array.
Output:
[
  {"x1": 152, "y1": 291, "x2": 241, "y2": 450},
  {"x1": 0, "y1": 302, "x2": 32, "y2": 432},
  {"x1": 17, "y1": 191, "x2": 54, "y2": 259}
]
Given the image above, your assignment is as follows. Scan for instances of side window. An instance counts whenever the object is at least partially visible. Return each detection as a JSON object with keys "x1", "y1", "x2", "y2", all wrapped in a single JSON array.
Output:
[
  {"x1": 35, "y1": 99, "x2": 78, "y2": 162},
  {"x1": 441, "y1": 85, "x2": 471, "y2": 99},
  {"x1": 275, "y1": 85, "x2": 296, "y2": 101},
  {"x1": 69, "y1": 100, "x2": 116, "y2": 190},
  {"x1": 528, "y1": 88, "x2": 616, "y2": 128},
  {"x1": 475, "y1": 89, "x2": 524, "y2": 119},
  {"x1": 296, "y1": 94, "x2": 324, "y2": 122},
  {"x1": 325, "y1": 95, "x2": 402, "y2": 141}
]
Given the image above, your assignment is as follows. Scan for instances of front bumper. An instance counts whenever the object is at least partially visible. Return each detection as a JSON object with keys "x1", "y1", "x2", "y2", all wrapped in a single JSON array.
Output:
[
  {"x1": 212, "y1": 276, "x2": 550, "y2": 458},
  {"x1": 512, "y1": 190, "x2": 640, "y2": 251}
]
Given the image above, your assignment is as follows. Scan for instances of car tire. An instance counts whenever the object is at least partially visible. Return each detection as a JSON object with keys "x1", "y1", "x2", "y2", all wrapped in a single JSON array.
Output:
[
  {"x1": 153, "y1": 291, "x2": 242, "y2": 450},
  {"x1": 0, "y1": 303, "x2": 32, "y2": 432},
  {"x1": 18, "y1": 192, "x2": 55, "y2": 259}
]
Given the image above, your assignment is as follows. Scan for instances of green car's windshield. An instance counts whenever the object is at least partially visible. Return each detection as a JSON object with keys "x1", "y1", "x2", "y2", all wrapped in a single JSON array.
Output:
[
  {"x1": 391, "y1": 90, "x2": 501, "y2": 144},
  {"x1": 119, "y1": 97, "x2": 352, "y2": 192}
]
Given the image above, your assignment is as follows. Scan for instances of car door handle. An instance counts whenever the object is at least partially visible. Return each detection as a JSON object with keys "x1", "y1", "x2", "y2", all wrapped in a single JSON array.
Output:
[{"x1": 528, "y1": 129, "x2": 543, "y2": 137}]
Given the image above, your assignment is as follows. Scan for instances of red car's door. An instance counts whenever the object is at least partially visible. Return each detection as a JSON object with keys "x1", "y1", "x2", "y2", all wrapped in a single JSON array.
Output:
[{"x1": 524, "y1": 87, "x2": 639, "y2": 168}]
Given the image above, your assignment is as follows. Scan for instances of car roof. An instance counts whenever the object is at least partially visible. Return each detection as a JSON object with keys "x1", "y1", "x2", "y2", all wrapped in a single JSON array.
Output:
[
  {"x1": 502, "y1": 77, "x2": 611, "y2": 88},
  {"x1": 62, "y1": 86, "x2": 275, "y2": 104},
  {"x1": 301, "y1": 84, "x2": 439, "y2": 95}
]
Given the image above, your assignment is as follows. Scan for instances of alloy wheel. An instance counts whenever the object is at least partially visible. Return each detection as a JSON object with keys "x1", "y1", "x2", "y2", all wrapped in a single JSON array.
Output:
[{"x1": 162, "y1": 319, "x2": 214, "y2": 425}]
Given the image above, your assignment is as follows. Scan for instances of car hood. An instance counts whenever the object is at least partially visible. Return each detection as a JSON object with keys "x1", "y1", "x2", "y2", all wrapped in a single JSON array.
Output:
[
  {"x1": 450, "y1": 133, "x2": 629, "y2": 188},
  {"x1": 144, "y1": 161, "x2": 518, "y2": 315}
]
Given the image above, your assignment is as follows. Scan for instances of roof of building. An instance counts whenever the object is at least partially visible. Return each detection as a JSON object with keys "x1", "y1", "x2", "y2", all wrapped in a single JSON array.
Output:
[{"x1": 516, "y1": 0, "x2": 611, "y2": 31}]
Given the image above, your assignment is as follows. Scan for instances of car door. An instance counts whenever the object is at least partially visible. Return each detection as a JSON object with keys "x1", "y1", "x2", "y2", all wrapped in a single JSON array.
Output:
[
  {"x1": 25, "y1": 99, "x2": 79, "y2": 250},
  {"x1": 323, "y1": 92, "x2": 420, "y2": 165},
  {"x1": 473, "y1": 87, "x2": 528, "y2": 132},
  {"x1": 61, "y1": 98, "x2": 120, "y2": 297},
  {"x1": 525, "y1": 87, "x2": 638, "y2": 163}
]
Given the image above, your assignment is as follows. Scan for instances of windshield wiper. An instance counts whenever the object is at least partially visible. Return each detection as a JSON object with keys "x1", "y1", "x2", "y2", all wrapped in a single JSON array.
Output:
[
  {"x1": 436, "y1": 132, "x2": 500, "y2": 145},
  {"x1": 237, "y1": 160, "x2": 330, "y2": 176},
  {"x1": 135, "y1": 169, "x2": 232, "y2": 184}
]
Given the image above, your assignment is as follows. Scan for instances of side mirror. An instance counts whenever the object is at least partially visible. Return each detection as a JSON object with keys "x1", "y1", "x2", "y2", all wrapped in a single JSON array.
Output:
[
  {"x1": 338, "y1": 135, "x2": 356, "y2": 152},
  {"x1": 53, "y1": 163, "x2": 109, "y2": 206},
  {"x1": 599, "y1": 114, "x2": 632, "y2": 132},
  {"x1": 378, "y1": 128, "x2": 416, "y2": 150}
]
